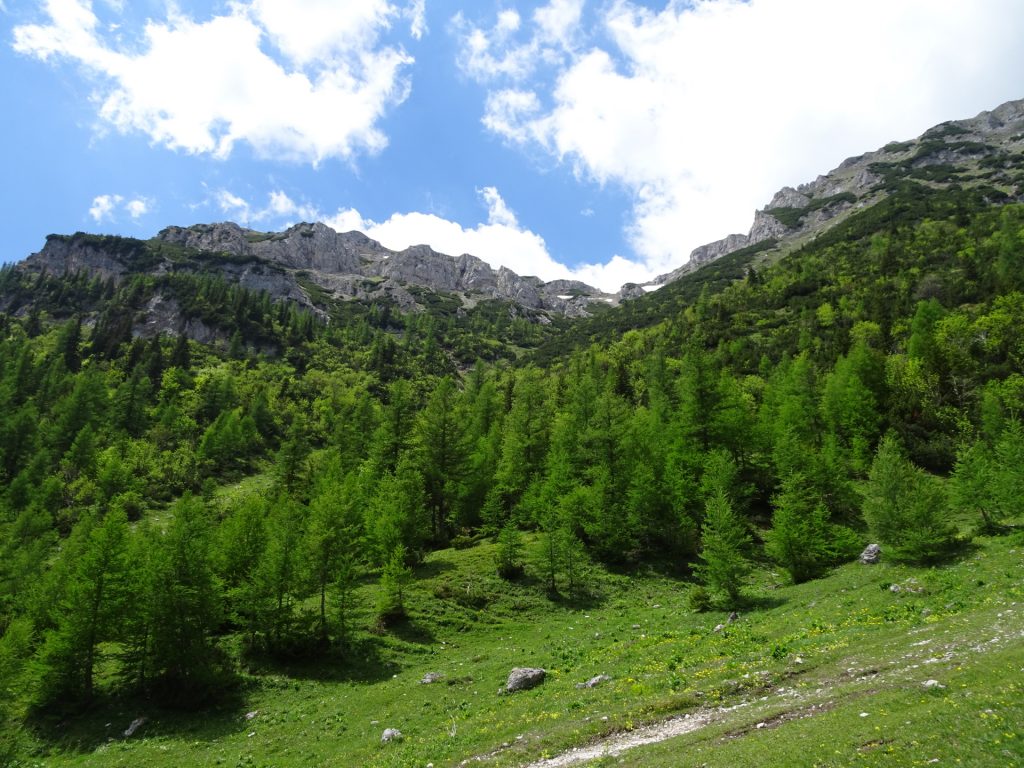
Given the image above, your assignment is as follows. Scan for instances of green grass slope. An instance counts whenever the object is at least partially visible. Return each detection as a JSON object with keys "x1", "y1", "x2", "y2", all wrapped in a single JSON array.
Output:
[{"x1": 25, "y1": 521, "x2": 1023, "y2": 768}]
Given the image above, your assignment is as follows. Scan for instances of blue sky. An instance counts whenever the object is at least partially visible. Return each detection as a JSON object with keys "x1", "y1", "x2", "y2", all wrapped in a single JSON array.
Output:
[{"x1": 3, "y1": 0, "x2": 1023, "y2": 291}]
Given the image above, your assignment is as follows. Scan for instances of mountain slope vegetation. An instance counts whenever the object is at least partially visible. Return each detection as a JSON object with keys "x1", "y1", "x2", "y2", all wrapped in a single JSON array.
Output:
[{"x1": 1, "y1": 121, "x2": 1024, "y2": 765}]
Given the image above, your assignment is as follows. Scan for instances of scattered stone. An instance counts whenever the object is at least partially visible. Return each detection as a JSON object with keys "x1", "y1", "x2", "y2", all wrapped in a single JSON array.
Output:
[
  {"x1": 381, "y1": 728, "x2": 403, "y2": 743},
  {"x1": 420, "y1": 672, "x2": 444, "y2": 685},
  {"x1": 245, "y1": 711, "x2": 258, "y2": 721},
  {"x1": 123, "y1": 718, "x2": 147, "y2": 738},
  {"x1": 756, "y1": 722, "x2": 767, "y2": 729},
  {"x1": 576, "y1": 674, "x2": 612, "y2": 689},
  {"x1": 504, "y1": 667, "x2": 546, "y2": 693},
  {"x1": 713, "y1": 623, "x2": 726, "y2": 632},
  {"x1": 728, "y1": 612, "x2": 739, "y2": 623},
  {"x1": 859, "y1": 712, "x2": 869, "y2": 718},
  {"x1": 632, "y1": 624, "x2": 641, "y2": 630},
  {"x1": 923, "y1": 680, "x2": 946, "y2": 689},
  {"x1": 859, "y1": 544, "x2": 882, "y2": 564},
  {"x1": 890, "y1": 584, "x2": 902, "y2": 593}
]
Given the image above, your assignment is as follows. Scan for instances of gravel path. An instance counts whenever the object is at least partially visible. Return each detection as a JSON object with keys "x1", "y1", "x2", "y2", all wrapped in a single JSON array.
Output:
[{"x1": 518, "y1": 709, "x2": 717, "y2": 768}]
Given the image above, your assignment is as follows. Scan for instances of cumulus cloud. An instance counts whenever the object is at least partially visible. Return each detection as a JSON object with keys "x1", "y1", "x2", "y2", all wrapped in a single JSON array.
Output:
[
  {"x1": 323, "y1": 187, "x2": 646, "y2": 291},
  {"x1": 13, "y1": 0, "x2": 419, "y2": 164},
  {"x1": 453, "y1": 0, "x2": 583, "y2": 83},
  {"x1": 89, "y1": 193, "x2": 150, "y2": 222},
  {"x1": 215, "y1": 189, "x2": 319, "y2": 226},
  {"x1": 124, "y1": 197, "x2": 149, "y2": 219},
  {"x1": 89, "y1": 194, "x2": 122, "y2": 222},
  {"x1": 466, "y1": 0, "x2": 1024, "y2": 276}
]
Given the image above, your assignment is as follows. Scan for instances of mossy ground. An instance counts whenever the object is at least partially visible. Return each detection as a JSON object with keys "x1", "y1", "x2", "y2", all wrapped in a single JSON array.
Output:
[{"x1": 17, "y1": 524, "x2": 1024, "y2": 768}]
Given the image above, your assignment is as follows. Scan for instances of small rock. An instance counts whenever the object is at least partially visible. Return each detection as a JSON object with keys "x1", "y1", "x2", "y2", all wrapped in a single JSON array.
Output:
[
  {"x1": 859, "y1": 544, "x2": 882, "y2": 564},
  {"x1": 381, "y1": 728, "x2": 403, "y2": 743},
  {"x1": 923, "y1": 679, "x2": 945, "y2": 689},
  {"x1": 123, "y1": 718, "x2": 147, "y2": 738},
  {"x1": 575, "y1": 674, "x2": 612, "y2": 689},
  {"x1": 890, "y1": 584, "x2": 902, "y2": 593},
  {"x1": 756, "y1": 722, "x2": 766, "y2": 729},
  {"x1": 245, "y1": 711, "x2": 258, "y2": 721},
  {"x1": 728, "y1": 611, "x2": 739, "y2": 623},
  {"x1": 713, "y1": 623, "x2": 726, "y2": 632},
  {"x1": 420, "y1": 672, "x2": 444, "y2": 685},
  {"x1": 632, "y1": 624, "x2": 641, "y2": 630},
  {"x1": 504, "y1": 667, "x2": 546, "y2": 693},
  {"x1": 860, "y1": 712, "x2": 869, "y2": 718}
]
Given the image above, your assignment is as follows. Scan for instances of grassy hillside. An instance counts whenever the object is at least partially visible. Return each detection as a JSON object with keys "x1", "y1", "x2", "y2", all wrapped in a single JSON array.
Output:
[{"x1": 23, "y1": 516, "x2": 1023, "y2": 768}]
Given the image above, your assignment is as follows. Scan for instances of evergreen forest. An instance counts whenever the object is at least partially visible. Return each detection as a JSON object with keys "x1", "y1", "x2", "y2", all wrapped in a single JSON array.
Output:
[{"x1": 1, "y1": 181, "x2": 1024, "y2": 766}]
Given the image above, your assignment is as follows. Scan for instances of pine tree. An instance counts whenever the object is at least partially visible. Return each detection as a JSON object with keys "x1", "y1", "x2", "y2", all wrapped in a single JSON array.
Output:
[
  {"x1": 764, "y1": 473, "x2": 832, "y2": 583},
  {"x1": 137, "y1": 494, "x2": 224, "y2": 697},
  {"x1": 37, "y1": 510, "x2": 129, "y2": 702},
  {"x1": 376, "y1": 546, "x2": 412, "y2": 624},
  {"x1": 863, "y1": 435, "x2": 957, "y2": 563},
  {"x1": 696, "y1": 489, "x2": 751, "y2": 608},
  {"x1": 948, "y1": 440, "x2": 1001, "y2": 532}
]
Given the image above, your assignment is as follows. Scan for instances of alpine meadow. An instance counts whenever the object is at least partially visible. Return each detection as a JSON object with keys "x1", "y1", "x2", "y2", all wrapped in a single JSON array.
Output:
[{"x1": 2, "y1": 89, "x2": 1024, "y2": 768}]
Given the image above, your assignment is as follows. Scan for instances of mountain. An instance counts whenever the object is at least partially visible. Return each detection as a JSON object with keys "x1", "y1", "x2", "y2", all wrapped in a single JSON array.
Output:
[
  {"x1": 2, "y1": 98, "x2": 1024, "y2": 768},
  {"x1": 652, "y1": 97, "x2": 1024, "y2": 286},
  {"x1": 11, "y1": 220, "x2": 619, "y2": 329}
]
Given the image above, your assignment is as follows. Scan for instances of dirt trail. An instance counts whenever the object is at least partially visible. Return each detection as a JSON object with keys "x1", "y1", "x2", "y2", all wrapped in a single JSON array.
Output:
[{"x1": 518, "y1": 708, "x2": 719, "y2": 768}]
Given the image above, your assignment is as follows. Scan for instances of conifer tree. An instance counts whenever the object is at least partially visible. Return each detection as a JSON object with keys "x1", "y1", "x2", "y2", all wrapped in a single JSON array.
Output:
[
  {"x1": 765, "y1": 473, "x2": 832, "y2": 583},
  {"x1": 696, "y1": 489, "x2": 751, "y2": 608},
  {"x1": 37, "y1": 509, "x2": 129, "y2": 702},
  {"x1": 863, "y1": 435, "x2": 957, "y2": 562}
]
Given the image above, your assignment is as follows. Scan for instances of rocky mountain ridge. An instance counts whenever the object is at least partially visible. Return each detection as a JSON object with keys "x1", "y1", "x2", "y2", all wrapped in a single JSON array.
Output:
[
  {"x1": 652, "y1": 97, "x2": 1024, "y2": 285},
  {"x1": 10, "y1": 98, "x2": 1024, "y2": 339},
  {"x1": 20, "y1": 221, "x2": 624, "y2": 323}
]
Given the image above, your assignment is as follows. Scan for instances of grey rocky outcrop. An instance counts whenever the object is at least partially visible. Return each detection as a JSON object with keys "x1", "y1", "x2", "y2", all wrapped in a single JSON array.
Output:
[
  {"x1": 503, "y1": 667, "x2": 546, "y2": 693},
  {"x1": 649, "y1": 96, "x2": 1024, "y2": 290},
  {"x1": 859, "y1": 544, "x2": 882, "y2": 564},
  {"x1": 575, "y1": 674, "x2": 611, "y2": 689}
]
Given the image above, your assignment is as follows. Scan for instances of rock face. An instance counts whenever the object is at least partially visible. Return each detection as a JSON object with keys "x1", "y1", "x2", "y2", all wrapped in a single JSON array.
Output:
[
  {"x1": 653, "y1": 96, "x2": 1024, "y2": 287},
  {"x1": 16, "y1": 221, "x2": 619, "y2": 328},
  {"x1": 504, "y1": 667, "x2": 546, "y2": 693},
  {"x1": 859, "y1": 544, "x2": 882, "y2": 565}
]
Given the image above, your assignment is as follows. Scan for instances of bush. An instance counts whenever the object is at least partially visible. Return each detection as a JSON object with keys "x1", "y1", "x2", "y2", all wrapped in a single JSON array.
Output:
[{"x1": 686, "y1": 585, "x2": 712, "y2": 613}]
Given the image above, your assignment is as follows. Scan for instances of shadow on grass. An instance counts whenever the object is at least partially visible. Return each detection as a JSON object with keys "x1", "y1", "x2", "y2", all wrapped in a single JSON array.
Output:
[
  {"x1": 240, "y1": 636, "x2": 399, "y2": 683},
  {"x1": 413, "y1": 558, "x2": 457, "y2": 579},
  {"x1": 383, "y1": 615, "x2": 437, "y2": 646},
  {"x1": 24, "y1": 680, "x2": 250, "y2": 757}
]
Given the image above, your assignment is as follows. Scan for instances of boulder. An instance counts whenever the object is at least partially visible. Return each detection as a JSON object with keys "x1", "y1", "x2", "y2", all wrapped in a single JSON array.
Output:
[
  {"x1": 575, "y1": 674, "x2": 611, "y2": 690},
  {"x1": 859, "y1": 544, "x2": 882, "y2": 564},
  {"x1": 504, "y1": 667, "x2": 546, "y2": 693}
]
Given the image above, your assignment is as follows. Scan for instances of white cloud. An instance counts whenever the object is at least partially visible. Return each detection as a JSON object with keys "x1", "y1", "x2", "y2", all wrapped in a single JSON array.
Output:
[
  {"x1": 472, "y1": 0, "x2": 1024, "y2": 277},
  {"x1": 89, "y1": 194, "x2": 122, "y2": 222},
  {"x1": 124, "y1": 197, "x2": 149, "y2": 218},
  {"x1": 89, "y1": 193, "x2": 150, "y2": 222},
  {"x1": 205, "y1": 185, "x2": 646, "y2": 291},
  {"x1": 13, "y1": 0, "x2": 415, "y2": 164},
  {"x1": 215, "y1": 189, "x2": 319, "y2": 226},
  {"x1": 323, "y1": 187, "x2": 647, "y2": 291},
  {"x1": 453, "y1": 0, "x2": 582, "y2": 83},
  {"x1": 405, "y1": 0, "x2": 426, "y2": 40}
]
